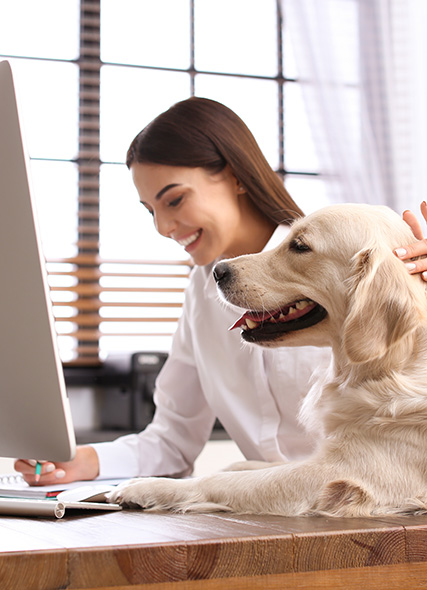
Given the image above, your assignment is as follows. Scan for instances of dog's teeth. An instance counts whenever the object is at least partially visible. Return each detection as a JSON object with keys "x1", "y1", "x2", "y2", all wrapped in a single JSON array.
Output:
[
  {"x1": 288, "y1": 306, "x2": 296, "y2": 315},
  {"x1": 246, "y1": 318, "x2": 258, "y2": 329},
  {"x1": 296, "y1": 300, "x2": 309, "y2": 310}
]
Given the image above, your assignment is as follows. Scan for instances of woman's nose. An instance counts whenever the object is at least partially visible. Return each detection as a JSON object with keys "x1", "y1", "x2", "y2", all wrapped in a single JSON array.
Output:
[{"x1": 154, "y1": 212, "x2": 177, "y2": 238}]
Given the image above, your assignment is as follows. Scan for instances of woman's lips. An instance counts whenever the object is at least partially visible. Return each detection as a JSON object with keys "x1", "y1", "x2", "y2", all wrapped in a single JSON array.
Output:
[{"x1": 176, "y1": 229, "x2": 202, "y2": 251}]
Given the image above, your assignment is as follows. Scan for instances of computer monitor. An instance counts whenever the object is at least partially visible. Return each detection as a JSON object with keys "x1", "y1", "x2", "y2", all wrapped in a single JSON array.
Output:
[{"x1": 0, "y1": 60, "x2": 76, "y2": 461}]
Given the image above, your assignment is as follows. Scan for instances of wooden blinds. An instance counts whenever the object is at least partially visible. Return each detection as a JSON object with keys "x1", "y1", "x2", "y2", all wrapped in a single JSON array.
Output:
[
  {"x1": 47, "y1": 0, "x2": 191, "y2": 366},
  {"x1": 73, "y1": 0, "x2": 102, "y2": 364},
  {"x1": 47, "y1": 257, "x2": 191, "y2": 366}
]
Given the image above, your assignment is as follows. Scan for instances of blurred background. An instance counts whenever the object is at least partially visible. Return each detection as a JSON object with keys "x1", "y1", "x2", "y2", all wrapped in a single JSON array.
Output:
[
  {"x1": 1, "y1": 0, "x2": 426, "y2": 447},
  {"x1": 0, "y1": 0, "x2": 351, "y2": 365}
]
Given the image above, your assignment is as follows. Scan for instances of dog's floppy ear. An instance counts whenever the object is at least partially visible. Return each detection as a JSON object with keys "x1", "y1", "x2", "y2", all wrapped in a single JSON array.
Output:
[{"x1": 343, "y1": 246, "x2": 427, "y2": 364}]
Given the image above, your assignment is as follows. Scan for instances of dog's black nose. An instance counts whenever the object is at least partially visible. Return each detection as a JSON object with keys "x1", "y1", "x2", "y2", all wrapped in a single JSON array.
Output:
[{"x1": 213, "y1": 261, "x2": 231, "y2": 285}]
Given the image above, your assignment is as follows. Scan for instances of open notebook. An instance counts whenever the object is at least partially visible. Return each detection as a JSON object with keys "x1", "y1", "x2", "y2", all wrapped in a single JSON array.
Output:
[{"x1": 0, "y1": 474, "x2": 125, "y2": 517}]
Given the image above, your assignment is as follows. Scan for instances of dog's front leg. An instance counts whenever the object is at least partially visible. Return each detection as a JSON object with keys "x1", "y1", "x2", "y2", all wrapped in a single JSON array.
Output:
[
  {"x1": 223, "y1": 460, "x2": 285, "y2": 472},
  {"x1": 108, "y1": 476, "x2": 232, "y2": 513},
  {"x1": 108, "y1": 462, "x2": 332, "y2": 515}
]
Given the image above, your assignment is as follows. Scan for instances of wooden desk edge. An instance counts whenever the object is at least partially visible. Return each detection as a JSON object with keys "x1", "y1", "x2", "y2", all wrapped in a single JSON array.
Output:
[{"x1": 2, "y1": 514, "x2": 427, "y2": 589}]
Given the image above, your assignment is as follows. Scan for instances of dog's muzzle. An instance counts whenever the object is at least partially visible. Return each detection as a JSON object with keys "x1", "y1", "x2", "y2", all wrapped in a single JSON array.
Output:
[{"x1": 213, "y1": 261, "x2": 327, "y2": 343}]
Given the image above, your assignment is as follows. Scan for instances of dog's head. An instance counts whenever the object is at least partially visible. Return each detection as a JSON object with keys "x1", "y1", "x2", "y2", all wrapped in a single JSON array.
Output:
[{"x1": 214, "y1": 204, "x2": 427, "y2": 363}]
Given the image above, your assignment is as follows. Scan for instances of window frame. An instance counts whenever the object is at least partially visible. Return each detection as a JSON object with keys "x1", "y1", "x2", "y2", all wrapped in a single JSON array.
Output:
[{"x1": 1, "y1": 0, "x2": 320, "y2": 367}]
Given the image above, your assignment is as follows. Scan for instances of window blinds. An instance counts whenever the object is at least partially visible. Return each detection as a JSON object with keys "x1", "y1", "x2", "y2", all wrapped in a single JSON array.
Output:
[{"x1": 48, "y1": 0, "x2": 191, "y2": 365}]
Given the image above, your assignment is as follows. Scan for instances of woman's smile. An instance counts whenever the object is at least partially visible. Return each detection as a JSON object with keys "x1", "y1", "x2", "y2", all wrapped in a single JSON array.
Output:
[
  {"x1": 175, "y1": 229, "x2": 202, "y2": 250},
  {"x1": 131, "y1": 162, "x2": 276, "y2": 266}
]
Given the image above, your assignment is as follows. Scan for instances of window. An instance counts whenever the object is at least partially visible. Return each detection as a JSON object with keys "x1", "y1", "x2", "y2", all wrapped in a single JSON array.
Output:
[{"x1": 0, "y1": 0, "x2": 326, "y2": 366}]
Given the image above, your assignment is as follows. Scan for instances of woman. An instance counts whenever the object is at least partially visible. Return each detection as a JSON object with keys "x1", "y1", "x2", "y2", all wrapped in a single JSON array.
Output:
[{"x1": 15, "y1": 98, "x2": 427, "y2": 484}]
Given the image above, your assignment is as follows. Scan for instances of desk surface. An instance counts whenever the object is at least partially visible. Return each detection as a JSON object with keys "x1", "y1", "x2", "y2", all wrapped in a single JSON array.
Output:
[{"x1": 2, "y1": 509, "x2": 427, "y2": 590}]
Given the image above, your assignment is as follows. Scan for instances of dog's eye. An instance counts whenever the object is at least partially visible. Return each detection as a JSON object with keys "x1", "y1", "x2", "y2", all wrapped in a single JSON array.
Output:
[{"x1": 289, "y1": 238, "x2": 311, "y2": 253}]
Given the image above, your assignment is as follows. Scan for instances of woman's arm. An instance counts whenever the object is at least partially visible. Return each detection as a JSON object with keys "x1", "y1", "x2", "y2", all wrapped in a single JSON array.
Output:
[
  {"x1": 395, "y1": 201, "x2": 427, "y2": 281},
  {"x1": 14, "y1": 358, "x2": 214, "y2": 485},
  {"x1": 14, "y1": 269, "x2": 216, "y2": 485}
]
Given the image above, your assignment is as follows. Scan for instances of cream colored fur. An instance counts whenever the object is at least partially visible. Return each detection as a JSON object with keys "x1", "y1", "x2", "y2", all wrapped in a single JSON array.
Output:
[{"x1": 109, "y1": 204, "x2": 427, "y2": 517}]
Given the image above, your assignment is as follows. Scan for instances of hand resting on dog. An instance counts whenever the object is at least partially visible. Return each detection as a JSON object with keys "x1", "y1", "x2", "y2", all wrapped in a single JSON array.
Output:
[{"x1": 397, "y1": 201, "x2": 427, "y2": 281}]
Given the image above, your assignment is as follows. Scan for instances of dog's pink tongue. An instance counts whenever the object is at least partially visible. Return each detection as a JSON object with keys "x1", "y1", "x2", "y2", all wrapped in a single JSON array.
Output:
[{"x1": 229, "y1": 310, "x2": 273, "y2": 331}]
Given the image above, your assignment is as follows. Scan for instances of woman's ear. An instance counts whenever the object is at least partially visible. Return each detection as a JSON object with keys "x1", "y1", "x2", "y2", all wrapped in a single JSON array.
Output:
[
  {"x1": 227, "y1": 167, "x2": 245, "y2": 195},
  {"x1": 342, "y1": 246, "x2": 427, "y2": 364}
]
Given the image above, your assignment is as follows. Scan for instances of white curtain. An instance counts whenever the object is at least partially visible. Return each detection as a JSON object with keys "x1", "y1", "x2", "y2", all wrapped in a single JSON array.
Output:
[{"x1": 282, "y1": 0, "x2": 427, "y2": 214}]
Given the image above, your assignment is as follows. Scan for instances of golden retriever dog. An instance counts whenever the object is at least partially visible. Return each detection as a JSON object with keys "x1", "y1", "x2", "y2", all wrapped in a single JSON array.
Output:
[{"x1": 109, "y1": 204, "x2": 427, "y2": 517}]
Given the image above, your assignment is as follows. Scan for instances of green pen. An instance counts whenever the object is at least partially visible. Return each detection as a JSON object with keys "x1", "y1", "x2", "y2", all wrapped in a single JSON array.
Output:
[{"x1": 35, "y1": 461, "x2": 42, "y2": 483}]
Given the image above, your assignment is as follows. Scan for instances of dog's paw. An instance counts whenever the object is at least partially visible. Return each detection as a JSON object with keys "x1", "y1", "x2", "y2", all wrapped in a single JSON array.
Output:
[
  {"x1": 107, "y1": 477, "x2": 234, "y2": 513},
  {"x1": 107, "y1": 477, "x2": 204, "y2": 512},
  {"x1": 107, "y1": 477, "x2": 179, "y2": 510}
]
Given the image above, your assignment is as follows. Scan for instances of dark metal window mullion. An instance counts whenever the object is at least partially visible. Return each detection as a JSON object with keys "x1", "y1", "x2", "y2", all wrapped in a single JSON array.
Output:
[
  {"x1": 276, "y1": 0, "x2": 286, "y2": 179},
  {"x1": 190, "y1": 0, "x2": 196, "y2": 96}
]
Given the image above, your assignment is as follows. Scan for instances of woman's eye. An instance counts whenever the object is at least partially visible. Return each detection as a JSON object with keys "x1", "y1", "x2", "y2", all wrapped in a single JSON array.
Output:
[{"x1": 168, "y1": 196, "x2": 183, "y2": 208}]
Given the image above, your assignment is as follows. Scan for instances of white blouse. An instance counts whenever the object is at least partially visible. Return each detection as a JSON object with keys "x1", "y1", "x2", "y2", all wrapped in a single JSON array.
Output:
[{"x1": 93, "y1": 226, "x2": 331, "y2": 479}]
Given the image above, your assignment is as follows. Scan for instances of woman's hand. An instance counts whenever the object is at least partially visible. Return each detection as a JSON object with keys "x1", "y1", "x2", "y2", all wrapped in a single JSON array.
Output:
[
  {"x1": 14, "y1": 445, "x2": 100, "y2": 486},
  {"x1": 395, "y1": 201, "x2": 427, "y2": 281}
]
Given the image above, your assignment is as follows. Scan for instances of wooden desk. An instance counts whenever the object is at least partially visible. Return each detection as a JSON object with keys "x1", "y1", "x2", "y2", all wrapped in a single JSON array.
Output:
[{"x1": 1, "y1": 510, "x2": 427, "y2": 590}]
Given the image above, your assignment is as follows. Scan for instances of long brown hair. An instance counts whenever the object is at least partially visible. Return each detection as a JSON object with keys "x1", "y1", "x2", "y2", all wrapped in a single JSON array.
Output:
[{"x1": 126, "y1": 97, "x2": 304, "y2": 223}]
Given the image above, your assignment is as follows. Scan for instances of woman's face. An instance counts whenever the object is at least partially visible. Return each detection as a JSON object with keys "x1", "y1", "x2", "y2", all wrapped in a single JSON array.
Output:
[{"x1": 131, "y1": 162, "x2": 265, "y2": 266}]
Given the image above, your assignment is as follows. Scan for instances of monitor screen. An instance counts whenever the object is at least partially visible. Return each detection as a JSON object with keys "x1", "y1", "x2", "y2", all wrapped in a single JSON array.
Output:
[{"x1": 0, "y1": 60, "x2": 76, "y2": 461}]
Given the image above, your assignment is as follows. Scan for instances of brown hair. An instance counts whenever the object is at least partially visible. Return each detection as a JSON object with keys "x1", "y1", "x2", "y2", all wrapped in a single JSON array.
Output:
[{"x1": 126, "y1": 97, "x2": 303, "y2": 223}]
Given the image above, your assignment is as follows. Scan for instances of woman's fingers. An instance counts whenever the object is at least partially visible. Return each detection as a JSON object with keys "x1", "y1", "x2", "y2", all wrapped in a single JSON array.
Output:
[
  {"x1": 394, "y1": 239, "x2": 427, "y2": 263},
  {"x1": 402, "y1": 209, "x2": 424, "y2": 240},
  {"x1": 398, "y1": 204, "x2": 427, "y2": 281},
  {"x1": 13, "y1": 459, "x2": 66, "y2": 485},
  {"x1": 394, "y1": 241, "x2": 427, "y2": 281},
  {"x1": 13, "y1": 447, "x2": 100, "y2": 486}
]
